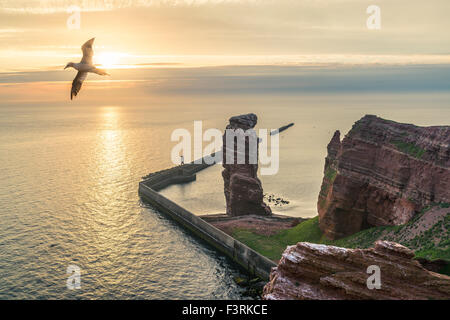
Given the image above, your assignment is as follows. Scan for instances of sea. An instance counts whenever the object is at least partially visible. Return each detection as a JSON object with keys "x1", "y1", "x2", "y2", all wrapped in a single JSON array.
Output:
[{"x1": 1, "y1": 65, "x2": 449, "y2": 299}]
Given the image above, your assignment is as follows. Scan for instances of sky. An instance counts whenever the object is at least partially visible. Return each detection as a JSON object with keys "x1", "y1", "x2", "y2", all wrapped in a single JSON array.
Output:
[
  {"x1": 1, "y1": 0, "x2": 450, "y2": 70},
  {"x1": 0, "y1": 0, "x2": 449, "y2": 104}
]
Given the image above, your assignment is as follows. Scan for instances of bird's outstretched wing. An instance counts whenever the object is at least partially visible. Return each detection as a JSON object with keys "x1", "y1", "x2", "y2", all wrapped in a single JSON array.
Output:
[
  {"x1": 81, "y1": 38, "x2": 95, "y2": 65},
  {"x1": 71, "y1": 71, "x2": 88, "y2": 100},
  {"x1": 92, "y1": 67, "x2": 110, "y2": 76}
]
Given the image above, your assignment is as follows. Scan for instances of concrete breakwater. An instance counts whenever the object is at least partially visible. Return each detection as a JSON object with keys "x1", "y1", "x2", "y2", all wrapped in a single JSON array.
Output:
[{"x1": 139, "y1": 162, "x2": 277, "y2": 280}]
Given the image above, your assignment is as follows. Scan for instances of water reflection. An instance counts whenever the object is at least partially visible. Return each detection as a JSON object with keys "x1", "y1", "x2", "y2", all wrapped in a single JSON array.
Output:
[{"x1": 86, "y1": 106, "x2": 133, "y2": 292}]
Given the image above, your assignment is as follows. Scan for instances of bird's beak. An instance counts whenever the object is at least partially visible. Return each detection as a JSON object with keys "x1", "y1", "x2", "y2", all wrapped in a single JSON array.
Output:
[{"x1": 64, "y1": 64, "x2": 69, "y2": 70}]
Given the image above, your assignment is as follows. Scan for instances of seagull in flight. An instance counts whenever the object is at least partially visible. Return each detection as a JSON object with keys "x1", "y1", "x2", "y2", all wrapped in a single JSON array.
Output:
[{"x1": 64, "y1": 38, "x2": 109, "y2": 100}]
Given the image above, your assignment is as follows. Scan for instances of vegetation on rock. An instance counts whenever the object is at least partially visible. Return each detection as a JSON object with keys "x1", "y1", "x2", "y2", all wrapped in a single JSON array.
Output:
[{"x1": 232, "y1": 203, "x2": 449, "y2": 275}]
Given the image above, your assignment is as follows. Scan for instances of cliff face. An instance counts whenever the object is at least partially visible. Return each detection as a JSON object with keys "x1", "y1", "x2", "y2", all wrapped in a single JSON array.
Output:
[
  {"x1": 222, "y1": 114, "x2": 272, "y2": 216},
  {"x1": 318, "y1": 115, "x2": 450, "y2": 239},
  {"x1": 263, "y1": 241, "x2": 450, "y2": 300}
]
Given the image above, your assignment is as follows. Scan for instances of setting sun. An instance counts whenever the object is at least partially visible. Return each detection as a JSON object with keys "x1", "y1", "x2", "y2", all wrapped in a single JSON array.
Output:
[{"x1": 96, "y1": 52, "x2": 121, "y2": 69}]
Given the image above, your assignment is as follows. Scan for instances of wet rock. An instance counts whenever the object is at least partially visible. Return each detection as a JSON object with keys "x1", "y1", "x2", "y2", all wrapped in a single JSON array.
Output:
[{"x1": 264, "y1": 193, "x2": 290, "y2": 207}]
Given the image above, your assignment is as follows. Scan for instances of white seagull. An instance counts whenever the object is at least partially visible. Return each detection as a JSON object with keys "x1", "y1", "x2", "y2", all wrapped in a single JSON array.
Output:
[{"x1": 64, "y1": 38, "x2": 109, "y2": 100}]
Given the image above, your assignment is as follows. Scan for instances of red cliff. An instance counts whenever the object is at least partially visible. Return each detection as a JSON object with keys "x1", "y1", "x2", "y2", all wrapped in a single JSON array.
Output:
[
  {"x1": 263, "y1": 241, "x2": 450, "y2": 300},
  {"x1": 318, "y1": 115, "x2": 450, "y2": 239}
]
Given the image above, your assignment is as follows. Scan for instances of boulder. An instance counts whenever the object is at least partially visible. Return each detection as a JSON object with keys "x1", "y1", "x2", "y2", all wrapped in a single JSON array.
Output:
[{"x1": 263, "y1": 240, "x2": 450, "y2": 300}]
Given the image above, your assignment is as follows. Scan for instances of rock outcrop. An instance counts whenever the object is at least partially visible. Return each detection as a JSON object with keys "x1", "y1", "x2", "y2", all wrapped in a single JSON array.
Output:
[
  {"x1": 222, "y1": 114, "x2": 271, "y2": 216},
  {"x1": 263, "y1": 240, "x2": 450, "y2": 300},
  {"x1": 318, "y1": 115, "x2": 450, "y2": 239}
]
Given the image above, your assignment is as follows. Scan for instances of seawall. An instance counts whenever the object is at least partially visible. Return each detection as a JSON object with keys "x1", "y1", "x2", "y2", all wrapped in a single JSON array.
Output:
[{"x1": 138, "y1": 162, "x2": 276, "y2": 280}]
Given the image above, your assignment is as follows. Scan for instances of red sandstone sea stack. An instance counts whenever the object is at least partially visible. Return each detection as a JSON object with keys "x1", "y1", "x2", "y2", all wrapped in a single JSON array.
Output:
[
  {"x1": 222, "y1": 114, "x2": 272, "y2": 216},
  {"x1": 318, "y1": 115, "x2": 450, "y2": 240}
]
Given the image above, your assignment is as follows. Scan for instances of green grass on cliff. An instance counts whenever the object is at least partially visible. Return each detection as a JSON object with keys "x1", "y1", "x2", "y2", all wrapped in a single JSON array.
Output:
[
  {"x1": 232, "y1": 217, "x2": 326, "y2": 261},
  {"x1": 324, "y1": 167, "x2": 337, "y2": 182},
  {"x1": 390, "y1": 139, "x2": 426, "y2": 159},
  {"x1": 331, "y1": 203, "x2": 450, "y2": 262},
  {"x1": 232, "y1": 204, "x2": 450, "y2": 274}
]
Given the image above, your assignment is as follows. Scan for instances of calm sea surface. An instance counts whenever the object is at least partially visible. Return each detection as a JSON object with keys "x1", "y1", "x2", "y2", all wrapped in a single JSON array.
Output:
[{"x1": 1, "y1": 93, "x2": 449, "y2": 299}]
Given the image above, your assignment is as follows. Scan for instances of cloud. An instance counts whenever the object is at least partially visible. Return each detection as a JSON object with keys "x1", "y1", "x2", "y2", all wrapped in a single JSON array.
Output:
[
  {"x1": 0, "y1": 0, "x2": 281, "y2": 14},
  {"x1": 0, "y1": 0, "x2": 449, "y2": 72}
]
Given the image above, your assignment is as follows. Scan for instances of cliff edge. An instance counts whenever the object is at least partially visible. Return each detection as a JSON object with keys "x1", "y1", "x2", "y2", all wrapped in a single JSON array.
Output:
[
  {"x1": 263, "y1": 240, "x2": 450, "y2": 300},
  {"x1": 318, "y1": 115, "x2": 450, "y2": 239}
]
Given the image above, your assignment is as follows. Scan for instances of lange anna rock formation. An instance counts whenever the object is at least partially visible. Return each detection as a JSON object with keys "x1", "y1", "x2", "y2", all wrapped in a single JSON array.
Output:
[
  {"x1": 318, "y1": 115, "x2": 450, "y2": 239},
  {"x1": 222, "y1": 114, "x2": 272, "y2": 217}
]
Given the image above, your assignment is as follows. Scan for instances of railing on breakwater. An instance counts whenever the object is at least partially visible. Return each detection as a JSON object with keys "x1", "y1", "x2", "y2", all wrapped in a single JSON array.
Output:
[{"x1": 138, "y1": 160, "x2": 276, "y2": 280}]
